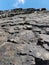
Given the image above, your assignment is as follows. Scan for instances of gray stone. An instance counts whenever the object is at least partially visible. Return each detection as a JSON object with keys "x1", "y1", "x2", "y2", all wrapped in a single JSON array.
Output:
[{"x1": 0, "y1": 8, "x2": 49, "y2": 65}]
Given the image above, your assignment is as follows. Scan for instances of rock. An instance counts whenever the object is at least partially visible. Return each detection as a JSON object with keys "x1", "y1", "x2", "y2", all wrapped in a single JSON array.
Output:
[
  {"x1": 2, "y1": 14, "x2": 6, "y2": 18},
  {"x1": 40, "y1": 8, "x2": 47, "y2": 11},
  {"x1": 0, "y1": 8, "x2": 49, "y2": 65},
  {"x1": 38, "y1": 34, "x2": 49, "y2": 43},
  {"x1": 33, "y1": 27, "x2": 41, "y2": 33},
  {"x1": 24, "y1": 8, "x2": 36, "y2": 13},
  {"x1": 36, "y1": 9, "x2": 40, "y2": 11},
  {"x1": 12, "y1": 8, "x2": 23, "y2": 12},
  {"x1": 46, "y1": 28, "x2": 49, "y2": 34}
]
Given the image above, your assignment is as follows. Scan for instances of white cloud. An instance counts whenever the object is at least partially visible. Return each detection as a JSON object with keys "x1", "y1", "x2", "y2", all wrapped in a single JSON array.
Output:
[
  {"x1": 18, "y1": 0, "x2": 25, "y2": 4},
  {"x1": 13, "y1": 0, "x2": 25, "y2": 8}
]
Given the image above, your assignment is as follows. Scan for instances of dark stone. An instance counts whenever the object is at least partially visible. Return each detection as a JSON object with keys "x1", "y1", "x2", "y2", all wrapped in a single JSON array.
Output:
[
  {"x1": 12, "y1": 8, "x2": 23, "y2": 12},
  {"x1": 35, "y1": 58, "x2": 49, "y2": 65},
  {"x1": 36, "y1": 9, "x2": 40, "y2": 11},
  {"x1": 40, "y1": 8, "x2": 47, "y2": 11},
  {"x1": 24, "y1": 8, "x2": 36, "y2": 13}
]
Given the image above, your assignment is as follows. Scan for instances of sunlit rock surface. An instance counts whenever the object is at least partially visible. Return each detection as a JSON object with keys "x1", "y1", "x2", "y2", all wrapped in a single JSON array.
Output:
[{"x1": 0, "y1": 8, "x2": 49, "y2": 65}]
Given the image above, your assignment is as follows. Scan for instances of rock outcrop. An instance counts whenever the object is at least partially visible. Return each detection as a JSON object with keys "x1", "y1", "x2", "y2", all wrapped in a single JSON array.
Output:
[{"x1": 0, "y1": 8, "x2": 49, "y2": 65}]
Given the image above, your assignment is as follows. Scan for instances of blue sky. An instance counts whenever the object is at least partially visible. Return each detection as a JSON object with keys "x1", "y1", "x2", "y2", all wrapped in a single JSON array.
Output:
[{"x1": 0, "y1": 0, "x2": 49, "y2": 10}]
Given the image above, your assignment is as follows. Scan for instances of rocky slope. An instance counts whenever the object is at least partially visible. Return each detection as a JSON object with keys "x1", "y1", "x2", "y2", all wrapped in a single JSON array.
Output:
[{"x1": 0, "y1": 8, "x2": 49, "y2": 65}]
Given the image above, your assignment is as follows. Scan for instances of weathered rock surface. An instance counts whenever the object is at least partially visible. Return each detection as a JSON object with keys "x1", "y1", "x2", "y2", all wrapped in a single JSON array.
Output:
[{"x1": 0, "y1": 8, "x2": 49, "y2": 65}]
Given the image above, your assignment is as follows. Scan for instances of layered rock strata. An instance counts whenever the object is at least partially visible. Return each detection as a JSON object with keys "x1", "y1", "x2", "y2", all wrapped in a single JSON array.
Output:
[{"x1": 0, "y1": 8, "x2": 49, "y2": 65}]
